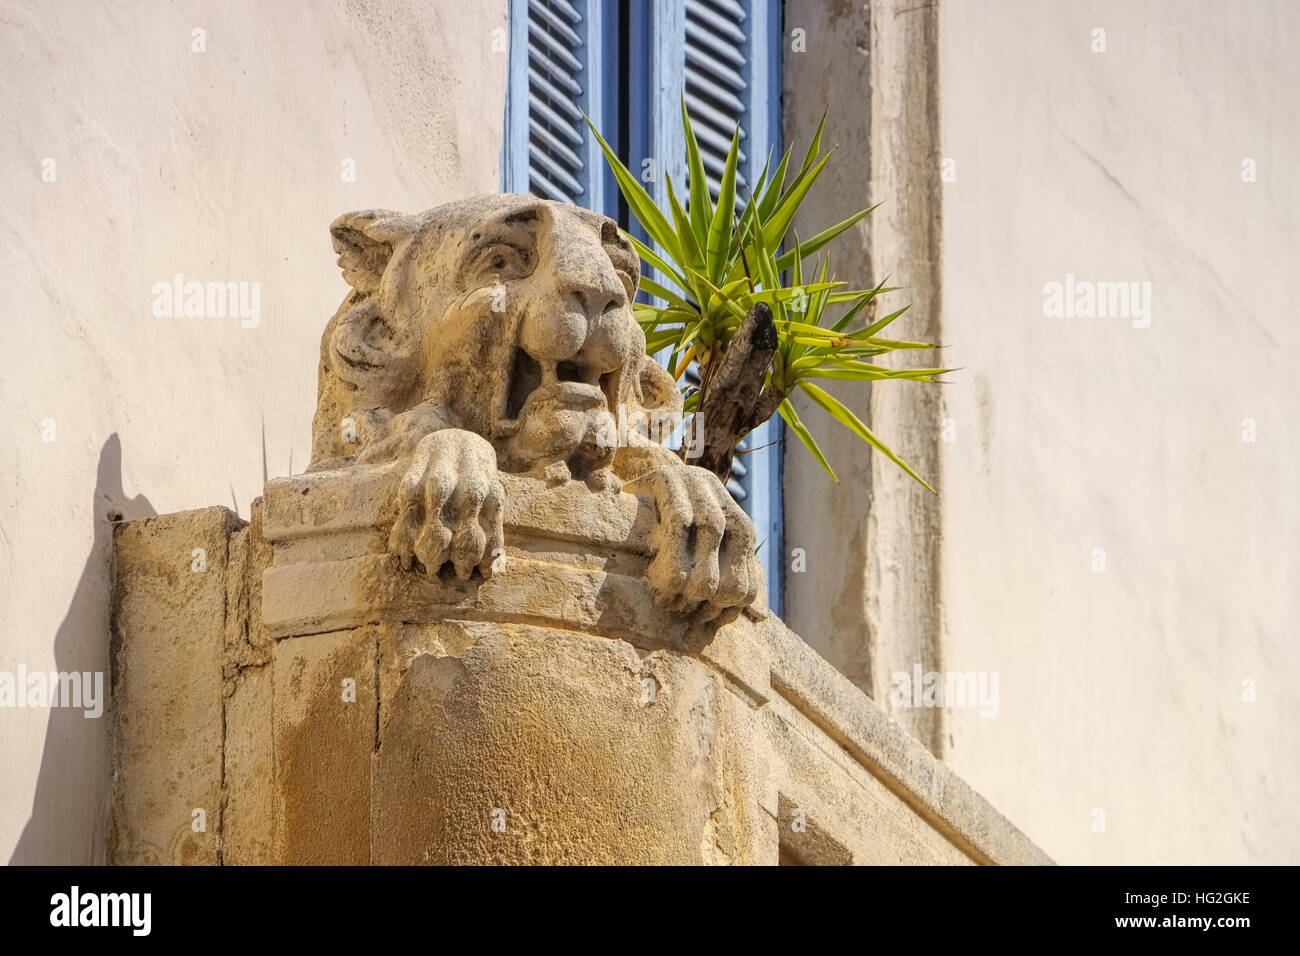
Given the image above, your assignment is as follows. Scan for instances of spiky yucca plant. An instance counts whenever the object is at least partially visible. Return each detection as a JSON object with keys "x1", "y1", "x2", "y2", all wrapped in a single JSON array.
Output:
[{"x1": 587, "y1": 101, "x2": 949, "y2": 492}]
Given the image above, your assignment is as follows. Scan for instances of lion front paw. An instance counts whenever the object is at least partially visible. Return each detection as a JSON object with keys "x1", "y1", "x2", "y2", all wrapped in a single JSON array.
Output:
[
  {"x1": 626, "y1": 464, "x2": 760, "y2": 622},
  {"x1": 388, "y1": 429, "x2": 505, "y2": 580}
]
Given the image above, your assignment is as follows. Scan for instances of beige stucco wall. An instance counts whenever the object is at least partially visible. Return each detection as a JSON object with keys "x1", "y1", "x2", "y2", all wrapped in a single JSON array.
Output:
[
  {"x1": 0, "y1": 0, "x2": 506, "y2": 863},
  {"x1": 781, "y1": 0, "x2": 1298, "y2": 864},
  {"x1": 937, "y1": 0, "x2": 1300, "y2": 863}
]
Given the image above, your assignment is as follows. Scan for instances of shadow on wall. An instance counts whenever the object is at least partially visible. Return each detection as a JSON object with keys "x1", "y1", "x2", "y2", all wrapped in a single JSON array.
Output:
[{"x1": 8, "y1": 435, "x2": 155, "y2": 865}]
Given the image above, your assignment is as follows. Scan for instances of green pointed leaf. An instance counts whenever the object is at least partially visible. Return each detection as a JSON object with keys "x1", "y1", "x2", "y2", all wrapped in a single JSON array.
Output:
[
  {"x1": 799, "y1": 382, "x2": 936, "y2": 493},
  {"x1": 678, "y1": 310, "x2": 714, "y2": 352},
  {"x1": 706, "y1": 126, "x2": 742, "y2": 282},
  {"x1": 750, "y1": 150, "x2": 772, "y2": 209},
  {"x1": 730, "y1": 188, "x2": 763, "y2": 279},
  {"x1": 681, "y1": 95, "x2": 712, "y2": 253},
  {"x1": 831, "y1": 277, "x2": 891, "y2": 332},
  {"x1": 859, "y1": 302, "x2": 912, "y2": 337},
  {"x1": 665, "y1": 173, "x2": 705, "y2": 277},
  {"x1": 799, "y1": 112, "x2": 827, "y2": 176},
  {"x1": 791, "y1": 230, "x2": 804, "y2": 290},
  {"x1": 781, "y1": 332, "x2": 860, "y2": 348},
  {"x1": 778, "y1": 398, "x2": 838, "y2": 483},
  {"x1": 773, "y1": 203, "x2": 880, "y2": 272},
  {"x1": 795, "y1": 361, "x2": 951, "y2": 382},
  {"x1": 651, "y1": 307, "x2": 700, "y2": 325},
  {"x1": 762, "y1": 149, "x2": 834, "y2": 251},
  {"x1": 685, "y1": 268, "x2": 746, "y2": 319},
  {"x1": 640, "y1": 276, "x2": 696, "y2": 313},
  {"x1": 625, "y1": 232, "x2": 690, "y2": 294},
  {"x1": 709, "y1": 281, "x2": 844, "y2": 314},
  {"x1": 758, "y1": 147, "x2": 793, "y2": 222},
  {"x1": 645, "y1": 328, "x2": 686, "y2": 354},
  {"x1": 802, "y1": 370, "x2": 943, "y2": 383},
  {"x1": 745, "y1": 215, "x2": 781, "y2": 292},
  {"x1": 586, "y1": 114, "x2": 681, "y2": 262}
]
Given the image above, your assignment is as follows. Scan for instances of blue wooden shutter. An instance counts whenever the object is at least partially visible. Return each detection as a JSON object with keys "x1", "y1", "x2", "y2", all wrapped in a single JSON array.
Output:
[
  {"x1": 678, "y1": 0, "x2": 785, "y2": 614},
  {"x1": 504, "y1": 0, "x2": 618, "y2": 216}
]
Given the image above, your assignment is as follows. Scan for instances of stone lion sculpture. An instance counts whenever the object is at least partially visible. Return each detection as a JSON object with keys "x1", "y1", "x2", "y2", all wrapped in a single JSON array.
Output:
[{"x1": 308, "y1": 194, "x2": 759, "y2": 622}]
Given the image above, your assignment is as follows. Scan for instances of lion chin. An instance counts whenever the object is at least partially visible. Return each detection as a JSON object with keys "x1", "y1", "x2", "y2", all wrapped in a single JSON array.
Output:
[{"x1": 495, "y1": 380, "x2": 619, "y2": 487}]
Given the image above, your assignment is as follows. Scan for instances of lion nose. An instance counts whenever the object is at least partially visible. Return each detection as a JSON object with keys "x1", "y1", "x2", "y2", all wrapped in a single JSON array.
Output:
[
  {"x1": 518, "y1": 254, "x2": 628, "y2": 371},
  {"x1": 566, "y1": 276, "x2": 625, "y2": 323},
  {"x1": 555, "y1": 233, "x2": 627, "y2": 317}
]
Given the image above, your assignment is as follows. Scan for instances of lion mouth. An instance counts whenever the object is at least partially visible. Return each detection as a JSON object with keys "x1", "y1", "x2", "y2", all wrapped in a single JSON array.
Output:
[
  {"x1": 539, "y1": 379, "x2": 605, "y2": 405},
  {"x1": 494, "y1": 345, "x2": 626, "y2": 480},
  {"x1": 501, "y1": 347, "x2": 616, "y2": 424}
]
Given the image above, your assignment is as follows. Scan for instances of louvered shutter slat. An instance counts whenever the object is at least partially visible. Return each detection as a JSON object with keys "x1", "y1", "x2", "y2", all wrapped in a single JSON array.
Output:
[
  {"x1": 527, "y1": 0, "x2": 583, "y2": 45},
  {"x1": 527, "y1": 72, "x2": 585, "y2": 127},
  {"x1": 683, "y1": 93, "x2": 747, "y2": 145},
  {"x1": 546, "y1": 0, "x2": 582, "y2": 22},
  {"x1": 527, "y1": 167, "x2": 579, "y2": 205},
  {"x1": 684, "y1": 52, "x2": 748, "y2": 98},
  {"x1": 684, "y1": 20, "x2": 748, "y2": 68},
  {"x1": 701, "y1": 0, "x2": 748, "y2": 22},
  {"x1": 527, "y1": 117, "x2": 584, "y2": 170},
  {"x1": 700, "y1": 151, "x2": 751, "y2": 188},
  {"x1": 690, "y1": 121, "x2": 748, "y2": 164},
  {"x1": 528, "y1": 143, "x2": 586, "y2": 196},
  {"x1": 514, "y1": 0, "x2": 606, "y2": 208},
  {"x1": 688, "y1": 7, "x2": 746, "y2": 46},
  {"x1": 530, "y1": 99, "x2": 583, "y2": 138},
  {"x1": 527, "y1": 21, "x2": 585, "y2": 73},
  {"x1": 527, "y1": 50, "x2": 583, "y2": 98}
]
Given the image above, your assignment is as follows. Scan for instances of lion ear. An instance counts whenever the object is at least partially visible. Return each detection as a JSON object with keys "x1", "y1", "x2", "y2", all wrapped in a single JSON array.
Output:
[{"x1": 329, "y1": 209, "x2": 414, "y2": 295}]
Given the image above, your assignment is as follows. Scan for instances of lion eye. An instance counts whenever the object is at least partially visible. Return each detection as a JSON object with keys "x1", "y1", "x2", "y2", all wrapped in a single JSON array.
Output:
[{"x1": 482, "y1": 243, "x2": 529, "y2": 275}]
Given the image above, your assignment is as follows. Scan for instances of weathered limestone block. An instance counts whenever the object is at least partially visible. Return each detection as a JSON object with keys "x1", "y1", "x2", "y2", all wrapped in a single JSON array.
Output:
[
  {"x1": 273, "y1": 627, "x2": 377, "y2": 864},
  {"x1": 220, "y1": 659, "x2": 272, "y2": 865},
  {"x1": 110, "y1": 470, "x2": 1049, "y2": 865},
  {"x1": 108, "y1": 508, "x2": 239, "y2": 865},
  {"x1": 108, "y1": 195, "x2": 1051, "y2": 865},
  {"x1": 371, "y1": 621, "x2": 755, "y2": 865}
]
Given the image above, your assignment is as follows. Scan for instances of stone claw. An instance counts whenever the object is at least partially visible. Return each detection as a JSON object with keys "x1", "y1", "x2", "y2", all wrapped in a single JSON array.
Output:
[
  {"x1": 627, "y1": 464, "x2": 760, "y2": 621},
  {"x1": 388, "y1": 429, "x2": 505, "y2": 580}
]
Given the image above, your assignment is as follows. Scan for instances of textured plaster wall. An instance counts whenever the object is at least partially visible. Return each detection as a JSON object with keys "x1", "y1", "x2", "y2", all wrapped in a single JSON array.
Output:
[
  {"x1": 0, "y1": 0, "x2": 506, "y2": 863},
  {"x1": 937, "y1": 0, "x2": 1300, "y2": 863}
]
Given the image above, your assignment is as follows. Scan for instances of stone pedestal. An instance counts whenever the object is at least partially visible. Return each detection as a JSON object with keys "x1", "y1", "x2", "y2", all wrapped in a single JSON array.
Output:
[{"x1": 109, "y1": 467, "x2": 1050, "y2": 865}]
